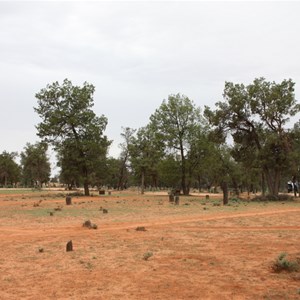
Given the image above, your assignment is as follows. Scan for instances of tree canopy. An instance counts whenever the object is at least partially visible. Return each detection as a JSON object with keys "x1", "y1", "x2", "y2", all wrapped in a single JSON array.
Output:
[
  {"x1": 204, "y1": 78, "x2": 300, "y2": 197},
  {"x1": 20, "y1": 142, "x2": 51, "y2": 187},
  {"x1": 34, "y1": 79, "x2": 110, "y2": 195},
  {"x1": 150, "y1": 93, "x2": 205, "y2": 195},
  {"x1": 0, "y1": 77, "x2": 297, "y2": 198},
  {"x1": 0, "y1": 151, "x2": 20, "y2": 187}
]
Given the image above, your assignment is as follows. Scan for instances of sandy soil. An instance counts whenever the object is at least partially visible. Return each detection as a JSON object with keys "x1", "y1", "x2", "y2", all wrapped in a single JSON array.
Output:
[{"x1": 1, "y1": 190, "x2": 300, "y2": 299}]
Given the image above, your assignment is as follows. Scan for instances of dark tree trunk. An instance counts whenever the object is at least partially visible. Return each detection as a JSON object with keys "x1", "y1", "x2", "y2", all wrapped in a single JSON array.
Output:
[
  {"x1": 221, "y1": 181, "x2": 229, "y2": 205},
  {"x1": 198, "y1": 175, "x2": 201, "y2": 192},
  {"x1": 261, "y1": 172, "x2": 266, "y2": 196},
  {"x1": 117, "y1": 153, "x2": 128, "y2": 190},
  {"x1": 141, "y1": 169, "x2": 145, "y2": 195},
  {"x1": 232, "y1": 178, "x2": 239, "y2": 196},
  {"x1": 83, "y1": 181, "x2": 89, "y2": 196},
  {"x1": 180, "y1": 142, "x2": 188, "y2": 195}
]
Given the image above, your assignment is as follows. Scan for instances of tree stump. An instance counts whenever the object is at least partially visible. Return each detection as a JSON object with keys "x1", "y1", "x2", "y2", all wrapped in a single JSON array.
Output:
[
  {"x1": 205, "y1": 194, "x2": 210, "y2": 200},
  {"x1": 66, "y1": 196, "x2": 72, "y2": 205},
  {"x1": 175, "y1": 195, "x2": 180, "y2": 205},
  {"x1": 66, "y1": 240, "x2": 73, "y2": 252}
]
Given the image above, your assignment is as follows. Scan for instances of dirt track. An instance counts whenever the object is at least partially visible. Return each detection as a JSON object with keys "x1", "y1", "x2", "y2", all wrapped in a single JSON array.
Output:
[{"x1": 1, "y1": 191, "x2": 300, "y2": 299}]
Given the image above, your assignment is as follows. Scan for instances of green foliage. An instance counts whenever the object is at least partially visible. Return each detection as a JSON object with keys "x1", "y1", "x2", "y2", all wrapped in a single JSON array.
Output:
[
  {"x1": 143, "y1": 251, "x2": 153, "y2": 261},
  {"x1": 104, "y1": 157, "x2": 126, "y2": 189},
  {"x1": 116, "y1": 127, "x2": 136, "y2": 190},
  {"x1": 20, "y1": 142, "x2": 50, "y2": 187},
  {"x1": 128, "y1": 124, "x2": 164, "y2": 193},
  {"x1": 150, "y1": 93, "x2": 205, "y2": 195},
  {"x1": 272, "y1": 252, "x2": 300, "y2": 272},
  {"x1": 253, "y1": 194, "x2": 294, "y2": 202},
  {"x1": 204, "y1": 78, "x2": 300, "y2": 196},
  {"x1": 0, "y1": 151, "x2": 20, "y2": 187},
  {"x1": 34, "y1": 79, "x2": 110, "y2": 195},
  {"x1": 156, "y1": 155, "x2": 181, "y2": 188}
]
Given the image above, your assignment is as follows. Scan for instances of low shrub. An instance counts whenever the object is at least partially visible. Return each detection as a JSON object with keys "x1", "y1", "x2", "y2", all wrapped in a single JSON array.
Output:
[
  {"x1": 143, "y1": 251, "x2": 153, "y2": 261},
  {"x1": 254, "y1": 194, "x2": 294, "y2": 202},
  {"x1": 272, "y1": 252, "x2": 300, "y2": 272}
]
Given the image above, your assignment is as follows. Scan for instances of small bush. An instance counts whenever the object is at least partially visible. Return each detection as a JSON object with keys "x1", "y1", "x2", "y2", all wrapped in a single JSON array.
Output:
[
  {"x1": 230, "y1": 197, "x2": 241, "y2": 203},
  {"x1": 136, "y1": 226, "x2": 146, "y2": 231},
  {"x1": 272, "y1": 252, "x2": 300, "y2": 272},
  {"x1": 82, "y1": 220, "x2": 98, "y2": 229},
  {"x1": 254, "y1": 194, "x2": 294, "y2": 202},
  {"x1": 143, "y1": 251, "x2": 153, "y2": 261}
]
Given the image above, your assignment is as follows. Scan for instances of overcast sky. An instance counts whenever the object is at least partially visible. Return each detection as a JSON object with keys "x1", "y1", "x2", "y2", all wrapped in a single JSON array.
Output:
[{"x1": 1, "y1": 1, "x2": 300, "y2": 173}]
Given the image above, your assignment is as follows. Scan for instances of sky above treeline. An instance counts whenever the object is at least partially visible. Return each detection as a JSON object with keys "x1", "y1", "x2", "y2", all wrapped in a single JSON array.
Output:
[{"x1": 1, "y1": 1, "x2": 300, "y2": 173}]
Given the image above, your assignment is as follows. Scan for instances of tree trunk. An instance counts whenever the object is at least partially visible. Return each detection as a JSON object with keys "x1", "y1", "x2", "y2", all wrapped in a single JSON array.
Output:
[
  {"x1": 274, "y1": 170, "x2": 281, "y2": 196},
  {"x1": 181, "y1": 162, "x2": 187, "y2": 195},
  {"x1": 264, "y1": 168, "x2": 281, "y2": 197},
  {"x1": 232, "y1": 178, "x2": 239, "y2": 196},
  {"x1": 180, "y1": 142, "x2": 188, "y2": 195},
  {"x1": 83, "y1": 181, "x2": 89, "y2": 196},
  {"x1": 261, "y1": 172, "x2": 266, "y2": 196},
  {"x1": 221, "y1": 181, "x2": 229, "y2": 205},
  {"x1": 197, "y1": 175, "x2": 201, "y2": 192},
  {"x1": 141, "y1": 169, "x2": 145, "y2": 195},
  {"x1": 117, "y1": 154, "x2": 128, "y2": 190}
]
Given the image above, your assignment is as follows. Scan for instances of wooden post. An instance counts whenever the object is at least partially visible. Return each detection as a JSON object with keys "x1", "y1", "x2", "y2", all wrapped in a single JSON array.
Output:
[{"x1": 175, "y1": 195, "x2": 180, "y2": 205}]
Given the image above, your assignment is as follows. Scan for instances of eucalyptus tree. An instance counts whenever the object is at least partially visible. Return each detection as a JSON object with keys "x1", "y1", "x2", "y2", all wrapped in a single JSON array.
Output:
[
  {"x1": 128, "y1": 124, "x2": 164, "y2": 194},
  {"x1": 150, "y1": 93, "x2": 204, "y2": 195},
  {"x1": 205, "y1": 78, "x2": 299, "y2": 197},
  {"x1": 186, "y1": 127, "x2": 215, "y2": 192},
  {"x1": 212, "y1": 145, "x2": 237, "y2": 204},
  {"x1": 20, "y1": 142, "x2": 50, "y2": 187},
  {"x1": 34, "y1": 79, "x2": 110, "y2": 195},
  {"x1": 104, "y1": 157, "x2": 125, "y2": 189},
  {"x1": 0, "y1": 151, "x2": 20, "y2": 187},
  {"x1": 287, "y1": 121, "x2": 300, "y2": 196},
  {"x1": 116, "y1": 127, "x2": 136, "y2": 190}
]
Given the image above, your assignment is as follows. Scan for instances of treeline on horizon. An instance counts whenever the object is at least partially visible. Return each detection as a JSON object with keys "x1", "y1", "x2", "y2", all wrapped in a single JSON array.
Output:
[{"x1": 1, "y1": 77, "x2": 300, "y2": 203}]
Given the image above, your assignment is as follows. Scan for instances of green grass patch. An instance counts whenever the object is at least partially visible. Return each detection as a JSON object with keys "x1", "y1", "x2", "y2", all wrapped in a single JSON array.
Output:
[{"x1": 0, "y1": 189, "x2": 37, "y2": 195}]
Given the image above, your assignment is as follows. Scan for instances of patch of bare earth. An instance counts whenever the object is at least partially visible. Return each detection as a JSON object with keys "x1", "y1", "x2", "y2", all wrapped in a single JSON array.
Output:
[{"x1": 1, "y1": 190, "x2": 300, "y2": 299}]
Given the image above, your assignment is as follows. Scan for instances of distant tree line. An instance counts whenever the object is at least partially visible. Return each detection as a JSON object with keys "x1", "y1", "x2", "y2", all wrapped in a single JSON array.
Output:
[
  {"x1": 2, "y1": 78, "x2": 300, "y2": 203},
  {"x1": 0, "y1": 142, "x2": 50, "y2": 188}
]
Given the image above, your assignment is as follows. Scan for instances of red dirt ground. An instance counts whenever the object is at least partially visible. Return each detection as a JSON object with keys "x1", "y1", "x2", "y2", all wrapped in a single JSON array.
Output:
[{"x1": 1, "y1": 190, "x2": 300, "y2": 299}]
